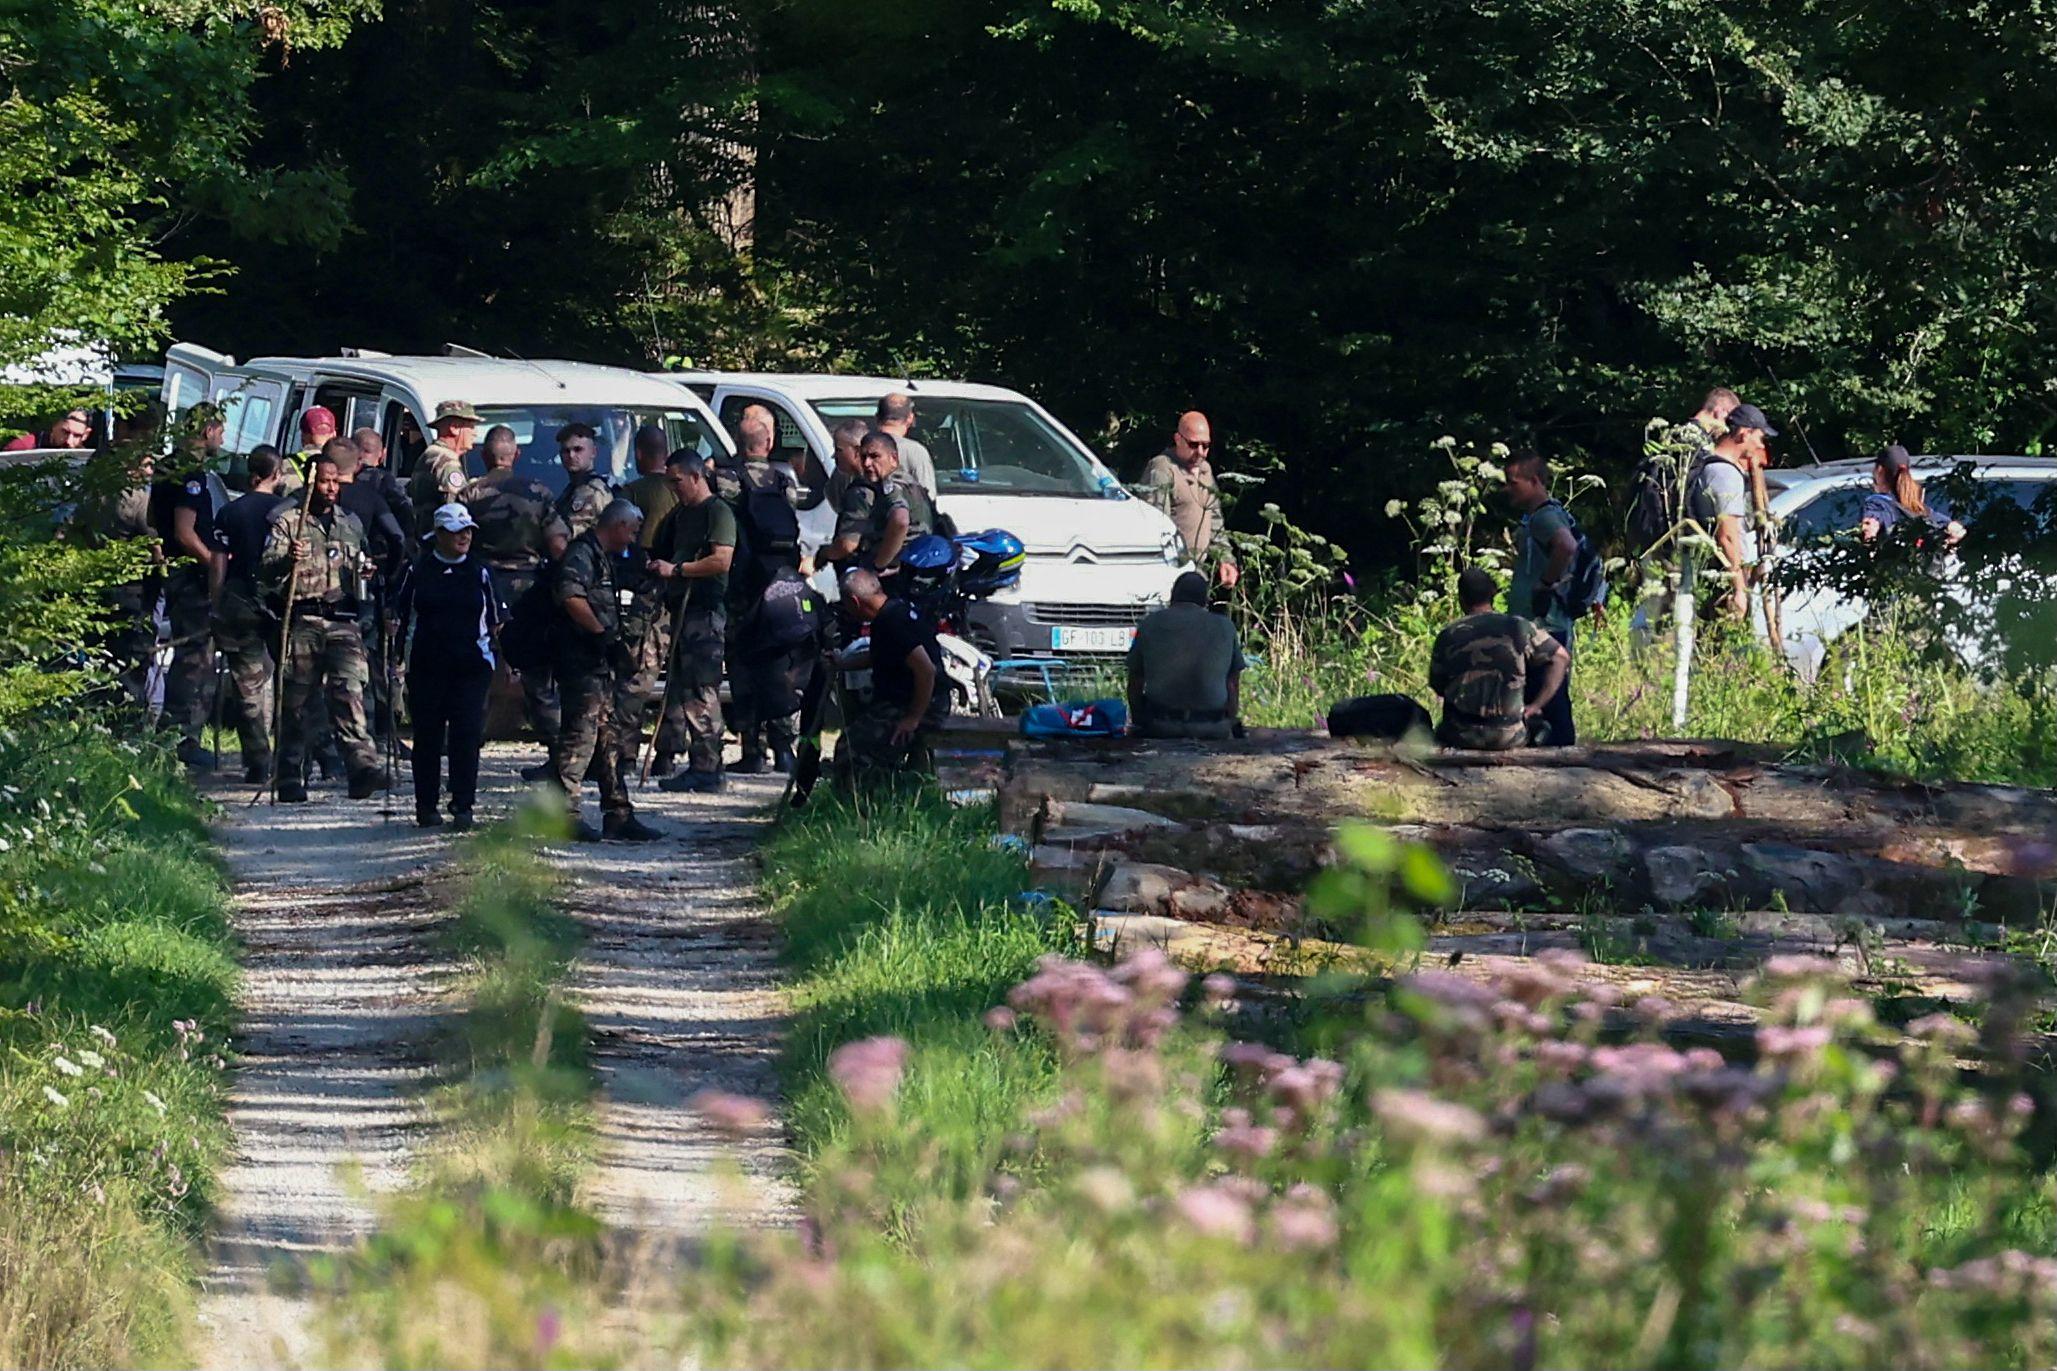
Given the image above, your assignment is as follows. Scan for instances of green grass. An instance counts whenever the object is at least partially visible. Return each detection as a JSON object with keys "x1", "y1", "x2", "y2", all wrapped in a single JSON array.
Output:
[
  {"x1": 0, "y1": 717, "x2": 239, "y2": 1366},
  {"x1": 762, "y1": 791, "x2": 1075, "y2": 1201},
  {"x1": 1238, "y1": 589, "x2": 2057, "y2": 787}
]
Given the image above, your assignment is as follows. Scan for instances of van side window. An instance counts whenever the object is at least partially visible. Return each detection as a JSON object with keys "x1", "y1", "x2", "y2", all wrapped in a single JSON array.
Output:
[{"x1": 718, "y1": 395, "x2": 809, "y2": 465}]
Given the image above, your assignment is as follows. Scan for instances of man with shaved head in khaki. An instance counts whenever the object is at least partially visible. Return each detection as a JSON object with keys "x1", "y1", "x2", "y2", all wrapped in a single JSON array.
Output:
[{"x1": 1142, "y1": 411, "x2": 1239, "y2": 587}]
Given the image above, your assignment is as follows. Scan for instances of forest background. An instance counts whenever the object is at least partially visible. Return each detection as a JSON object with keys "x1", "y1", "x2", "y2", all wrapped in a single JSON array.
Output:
[{"x1": 13, "y1": 0, "x2": 2057, "y2": 568}]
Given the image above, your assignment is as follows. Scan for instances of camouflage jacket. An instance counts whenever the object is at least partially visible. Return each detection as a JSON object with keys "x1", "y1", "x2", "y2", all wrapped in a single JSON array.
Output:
[
  {"x1": 554, "y1": 471, "x2": 613, "y2": 540},
  {"x1": 261, "y1": 502, "x2": 371, "y2": 610},
  {"x1": 408, "y1": 442, "x2": 469, "y2": 527},
  {"x1": 1427, "y1": 610, "x2": 1560, "y2": 748},
  {"x1": 461, "y1": 469, "x2": 555, "y2": 569}
]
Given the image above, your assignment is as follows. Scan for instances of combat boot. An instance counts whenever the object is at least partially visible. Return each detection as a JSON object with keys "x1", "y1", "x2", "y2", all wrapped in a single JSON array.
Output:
[
  {"x1": 519, "y1": 761, "x2": 555, "y2": 783},
  {"x1": 448, "y1": 811, "x2": 475, "y2": 833},
  {"x1": 732, "y1": 730, "x2": 765, "y2": 774},
  {"x1": 572, "y1": 819, "x2": 604, "y2": 842},
  {"x1": 772, "y1": 744, "x2": 796, "y2": 775},
  {"x1": 659, "y1": 768, "x2": 724, "y2": 794},
  {"x1": 603, "y1": 814, "x2": 664, "y2": 842},
  {"x1": 347, "y1": 767, "x2": 393, "y2": 800},
  {"x1": 648, "y1": 752, "x2": 677, "y2": 779},
  {"x1": 176, "y1": 738, "x2": 216, "y2": 769},
  {"x1": 243, "y1": 756, "x2": 271, "y2": 784},
  {"x1": 276, "y1": 779, "x2": 309, "y2": 803}
]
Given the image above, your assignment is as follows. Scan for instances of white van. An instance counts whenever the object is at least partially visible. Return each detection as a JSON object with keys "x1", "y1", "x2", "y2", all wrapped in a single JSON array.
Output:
[
  {"x1": 655, "y1": 371, "x2": 1188, "y2": 676},
  {"x1": 160, "y1": 344, "x2": 732, "y2": 493}
]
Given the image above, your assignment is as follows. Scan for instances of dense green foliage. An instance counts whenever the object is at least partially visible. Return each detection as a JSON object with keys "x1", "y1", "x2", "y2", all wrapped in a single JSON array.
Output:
[
  {"x1": 142, "y1": 0, "x2": 2057, "y2": 563},
  {"x1": 0, "y1": 0, "x2": 372, "y2": 429},
  {"x1": 0, "y1": 720, "x2": 238, "y2": 1365}
]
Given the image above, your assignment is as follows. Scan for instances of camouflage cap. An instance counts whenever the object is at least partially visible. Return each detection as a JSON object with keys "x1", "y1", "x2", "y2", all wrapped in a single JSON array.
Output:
[{"x1": 429, "y1": 399, "x2": 483, "y2": 427}]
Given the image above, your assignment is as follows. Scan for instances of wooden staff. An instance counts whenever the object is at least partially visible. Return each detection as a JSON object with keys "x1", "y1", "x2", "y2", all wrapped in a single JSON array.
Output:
[
  {"x1": 1748, "y1": 462, "x2": 1786, "y2": 654},
  {"x1": 250, "y1": 474, "x2": 320, "y2": 805}
]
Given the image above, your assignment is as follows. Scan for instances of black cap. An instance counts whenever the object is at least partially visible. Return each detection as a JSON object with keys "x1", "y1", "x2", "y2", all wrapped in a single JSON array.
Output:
[
  {"x1": 1170, "y1": 571, "x2": 1210, "y2": 605},
  {"x1": 1727, "y1": 404, "x2": 1780, "y2": 438},
  {"x1": 1877, "y1": 444, "x2": 1911, "y2": 474}
]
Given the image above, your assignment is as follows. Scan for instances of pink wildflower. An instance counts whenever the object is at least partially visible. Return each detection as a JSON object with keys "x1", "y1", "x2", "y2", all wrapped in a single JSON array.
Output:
[
  {"x1": 983, "y1": 1006, "x2": 1018, "y2": 1033},
  {"x1": 1268, "y1": 1188, "x2": 1340, "y2": 1251},
  {"x1": 1761, "y1": 954, "x2": 1842, "y2": 981},
  {"x1": 827, "y1": 1036, "x2": 910, "y2": 1112},
  {"x1": 1214, "y1": 1120, "x2": 1279, "y2": 1162},
  {"x1": 1757, "y1": 1024, "x2": 1833, "y2": 1060},
  {"x1": 1173, "y1": 1184, "x2": 1256, "y2": 1244},
  {"x1": 1371, "y1": 1088, "x2": 1487, "y2": 1145},
  {"x1": 689, "y1": 1090, "x2": 771, "y2": 1136}
]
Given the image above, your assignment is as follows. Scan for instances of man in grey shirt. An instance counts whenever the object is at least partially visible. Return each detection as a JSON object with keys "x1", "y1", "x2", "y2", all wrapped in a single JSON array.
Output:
[
  {"x1": 1688, "y1": 403, "x2": 1778, "y2": 620},
  {"x1": 874, "y1": 392, "x2": 938, "y2": 496},
  {"x1": 1126, "y1": 572, "x2": 1246, "y2": 739}
]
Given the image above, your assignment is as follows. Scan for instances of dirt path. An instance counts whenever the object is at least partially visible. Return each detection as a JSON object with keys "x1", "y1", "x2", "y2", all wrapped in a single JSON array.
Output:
[
  {"x1": 553, "y1": 770, "x2": 796, "y2": 1245},
  {"x1": 189, "y1": 746, "x2": 792, "y2": 1367}
]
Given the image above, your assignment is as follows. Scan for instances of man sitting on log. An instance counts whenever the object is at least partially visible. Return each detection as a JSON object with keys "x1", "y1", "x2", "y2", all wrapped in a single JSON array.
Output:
[
  {"x1": 1428, "y1": 565, "x2": 1570, "y2": 750},
  {"x1": 1127, "y1": 571, "x2": 1246, "y2": 739}
]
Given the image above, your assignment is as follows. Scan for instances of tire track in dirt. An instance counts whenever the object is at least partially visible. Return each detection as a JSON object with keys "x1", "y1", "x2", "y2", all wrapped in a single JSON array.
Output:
[{"x1": 552, "y1": 772, "x2": 796, "y2": 1247}]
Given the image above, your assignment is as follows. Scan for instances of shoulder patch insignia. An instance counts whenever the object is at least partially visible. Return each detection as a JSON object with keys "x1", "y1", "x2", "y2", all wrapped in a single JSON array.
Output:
[{"x1": 184, "y1": 481, "x2": 203, "y2": 495}]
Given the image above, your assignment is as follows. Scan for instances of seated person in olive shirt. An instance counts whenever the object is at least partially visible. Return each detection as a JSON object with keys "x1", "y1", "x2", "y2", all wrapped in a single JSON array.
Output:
[
  {"x1": 1126, "y1": 571, "x2": 1245, "y2": 739},
  {"x1": 1427, "y1": 566, "x2": 1570, "y2": 749}
]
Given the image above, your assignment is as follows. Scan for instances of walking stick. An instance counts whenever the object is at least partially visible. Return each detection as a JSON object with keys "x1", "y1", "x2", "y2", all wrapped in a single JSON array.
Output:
[
  {"x1": 636, "y1": 596, "x2": 690, "y2": 789},
  {"x1": 251, "y1": 476, "x2": 320, "y2": 805},
  {"x1": 1749, "y1": 462, "x2": 1786, "y2": 656}
]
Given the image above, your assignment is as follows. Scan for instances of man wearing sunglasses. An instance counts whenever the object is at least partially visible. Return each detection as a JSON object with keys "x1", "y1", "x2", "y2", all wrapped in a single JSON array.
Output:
[{"x1": 1141, "y1": 411, "x2": 1239, "y2": 588}]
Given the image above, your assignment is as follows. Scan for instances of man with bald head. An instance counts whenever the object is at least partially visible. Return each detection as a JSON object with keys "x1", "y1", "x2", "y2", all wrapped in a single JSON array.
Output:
[
  {"x1": 873, "y1": 392, "x2": 937, "y2": 496},
  {"x1": 1142, "y1": 411, "x2": 1239, "y2": 588}
]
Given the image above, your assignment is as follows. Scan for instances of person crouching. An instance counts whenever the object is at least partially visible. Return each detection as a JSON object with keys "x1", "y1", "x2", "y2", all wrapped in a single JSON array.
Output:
[{"x1": 1428, "y1": 566, "x2": 1570, "y2": 750}]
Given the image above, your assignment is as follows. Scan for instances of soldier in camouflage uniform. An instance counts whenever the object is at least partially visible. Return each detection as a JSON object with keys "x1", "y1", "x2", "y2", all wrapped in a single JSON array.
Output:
[
  {"x1": 461, "y1": 425, "x2": 560, "y2": 761},
  {"x1": 1427, "y1": 567, "x2": 1571, "y2": 751},
  {"x1": 68, "y1": 449, "x2": 160, "y2": 709},
  {"x1": 824, "y1": 431, "x2": 934, "y2": 574},
  {"x1": 551, "y1": 500, "x2": 661, "y2": 841},
  {"x1": 553, "y1": 421, "x2": 613, "y2": 538},
  {"x1": 261, "y1": 455, "x2": 389, "y2": 801},
  {"x1": 650, "y1": 451, "x2": 738, "y2": 792},
  {"x1": 408, "y1": 399, "x2": 481, "y2": 531}
]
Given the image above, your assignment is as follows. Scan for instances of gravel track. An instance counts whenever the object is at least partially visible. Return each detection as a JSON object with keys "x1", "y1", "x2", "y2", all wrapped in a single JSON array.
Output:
[{"x1": 189, "y1": 744, "x2": 793, "y2": 1367}]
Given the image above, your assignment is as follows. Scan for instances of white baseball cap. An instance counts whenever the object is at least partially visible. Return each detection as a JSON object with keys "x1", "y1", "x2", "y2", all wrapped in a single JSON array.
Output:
[{"x1": 426, "y1": 502, "x2": 478, "y2": 538}]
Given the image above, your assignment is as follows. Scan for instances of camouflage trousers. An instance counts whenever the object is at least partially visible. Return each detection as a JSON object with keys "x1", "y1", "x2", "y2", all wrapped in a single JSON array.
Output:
[
  {"x1": 609, "y1": 627, "x2": 666, "y2": 784},
  {"x1": 658, "y1": 611, "x2": 726, "y2": 773},
  {"x1": 279, "y1": 615, "x2": 378, "y2": 781},
  {"x1": 161, "y1": 566, "x2": 214, "y2": 747},
  {"x1": 554, "y1": 667, "x2": 630, "y2": 821},
  {"x1": 210, "y1": 584, "x2": 275, "y2": 769},
  {"x1": 836, "y1": 699, "x2": 935, "y2": 783},
  {"x1": 98, "y1": 581, "x2": 158, "y2": 712}
]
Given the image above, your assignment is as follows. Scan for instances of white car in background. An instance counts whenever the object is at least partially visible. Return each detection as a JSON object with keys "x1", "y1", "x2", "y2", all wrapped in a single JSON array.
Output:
[
  {"x1": 1766, "y1": 456, "x2": 2057, "y2": 677},
  {"x1": 161, "y1": 343, "x2": 732, "y2": 490},
  {"x1": 654, "y1": 370, "x2": 1189, "y2": 682}
]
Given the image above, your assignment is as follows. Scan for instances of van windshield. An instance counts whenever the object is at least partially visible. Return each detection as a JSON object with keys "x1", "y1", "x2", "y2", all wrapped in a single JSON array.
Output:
[
  {"x1": 472, "y1": 406, "x2": 723, "y2": 493},
  {"x1": 810, "y1": 396, "x2": 1110, "y2": 497}
]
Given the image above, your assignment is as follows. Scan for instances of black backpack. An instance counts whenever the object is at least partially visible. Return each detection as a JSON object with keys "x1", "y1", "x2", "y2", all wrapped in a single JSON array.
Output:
[
  {"x1": 1327, "y1": 694, "x2": 1432, "y2": 741},
  {"x1": 735, "y1": 463, "x2": 801, "y2": 560},
  {"x1": 498, "y1": 567, "x2": 559, "y2": 674},
  {"x1": 1627, "y1": 454, "x2": 1681, "y2": 557}
]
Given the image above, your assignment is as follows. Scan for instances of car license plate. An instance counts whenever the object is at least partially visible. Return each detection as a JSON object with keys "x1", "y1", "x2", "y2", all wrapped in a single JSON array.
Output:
[{"x1": 1051, "y1": 625, "x2": 1134, "y2": 652}]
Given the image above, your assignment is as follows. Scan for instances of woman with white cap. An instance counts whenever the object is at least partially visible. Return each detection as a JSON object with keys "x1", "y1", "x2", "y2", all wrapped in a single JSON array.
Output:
[{"x1": 393, "y1": 502, "x2": 501, "y2": 829}]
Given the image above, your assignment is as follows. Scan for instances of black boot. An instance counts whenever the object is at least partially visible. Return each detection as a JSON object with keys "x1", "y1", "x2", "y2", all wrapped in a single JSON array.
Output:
[
  {"x1": 732, "y1": 730, "x2": 765, "y2": 775},
  {"x1": 648, "y1": 752, "x2": 677, "y2": 779},
  {"x1": 772, "y1": 744, "x2": 796, "y2": 775},
  {"x1": 347, "y1": 767, "x2": 393, "y2": 800},
  {"x1": 519, "y1": 760, "x2": 556, "y2": 783},
  {"x1": 603, "y1": 813, "x2": 663, "y2": 842},
  {"x1": 277, "y1": 779, "x2": 309, "y2": 803}
]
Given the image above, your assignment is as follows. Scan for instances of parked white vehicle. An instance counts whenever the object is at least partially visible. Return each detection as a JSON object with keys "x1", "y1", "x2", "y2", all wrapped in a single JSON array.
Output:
[
  {"x1": 1766, "y1": 455, "x2": 2057, "y2": 678},
  {"x1": 161, "y1": 343, "x2": 733, "y2": 491},
  {"x1": 653, "y1": 370, "x2": 1188, "y2": 680}
]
